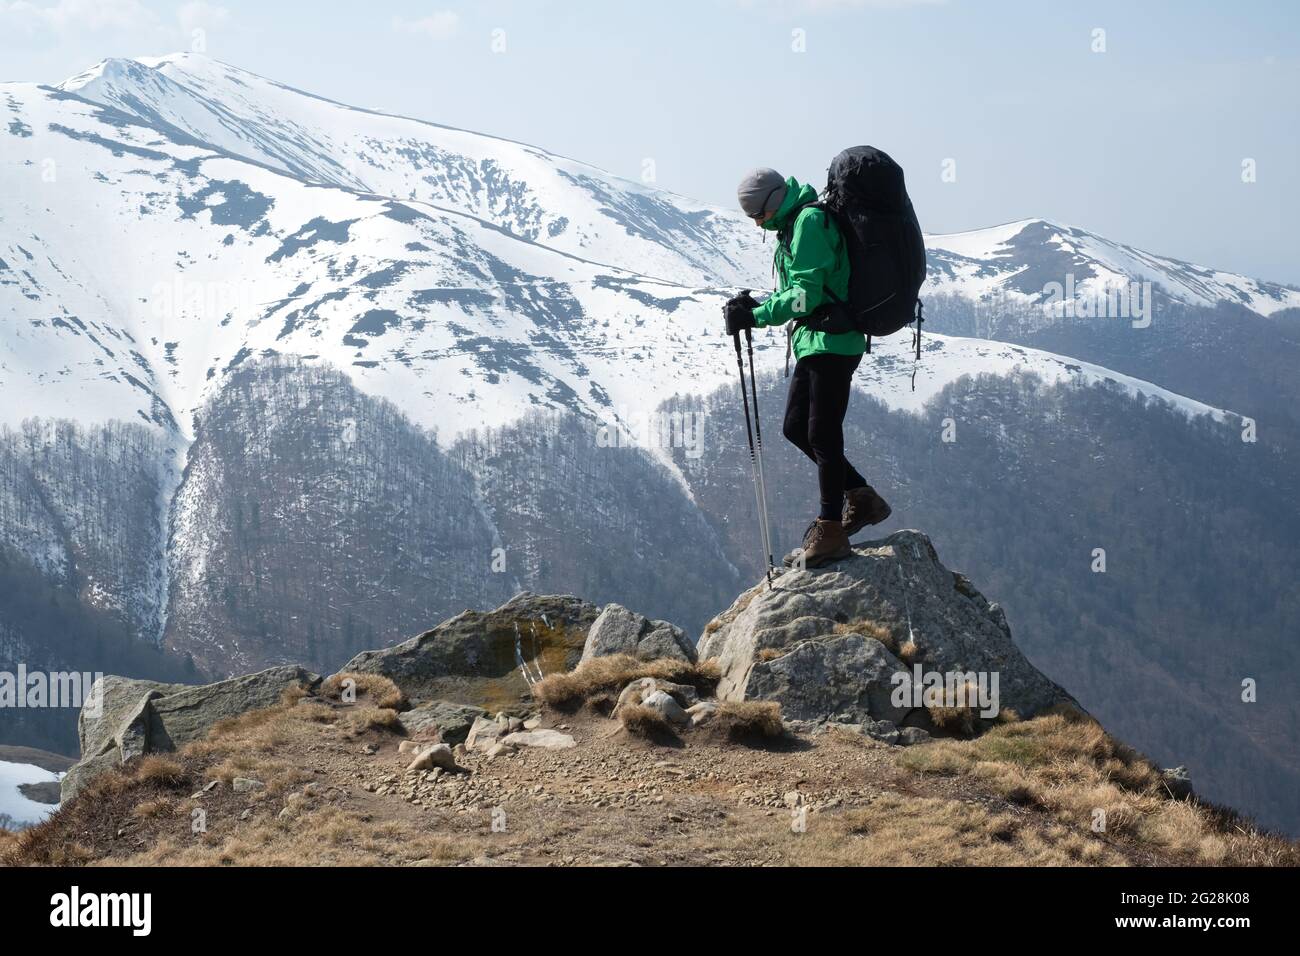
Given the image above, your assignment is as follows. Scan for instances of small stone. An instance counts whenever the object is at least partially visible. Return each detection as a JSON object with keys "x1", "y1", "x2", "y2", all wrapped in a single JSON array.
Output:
[
  {"x1": 189, "y1": 780, "x2": 221, "y2": 799},
  {"x1": 233, "y1": 777, "x2": 266, "y2": 793},
  {"x1": 686, "y1": 700, "x2": 718, "y2": 727},
  {"x1": 641, "y1": 690, "x2": 689, "y2": 726},
  {"x1": 407, "y1": 743, "x2": 465, "y2": 774}
]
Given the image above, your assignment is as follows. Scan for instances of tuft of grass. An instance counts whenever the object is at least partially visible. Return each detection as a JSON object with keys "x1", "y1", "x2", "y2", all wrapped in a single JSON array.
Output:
[
  {"x1": 584, "y1": 691, "x2": 617, "y2": 716},
  {"x1": 757, "y1": 647, "x2": 785, "y2": 662},
  {"x1": 132, "y1": 756, "x2": 188, "y2": 787},
  {"x1": 898, "y1": 640, "x2": 921, "y2": 665},
  {"x1": 834, "y1": 619, "x2": 898, "y2": 655},
  {"x1": 694, "y1": 658, "x2": 721, "y2": 682},
  {"x1": 619, "y1": 704, "x2": 677, "y2": 743},
  {"x1": 337, "y1": 705, "x2": 403, "y2": 737},
  {"x1": 132, "y1": 797, "x2": 175, "y2": 820},
  {"x1": 536, "y1": 655, "x2": 717, "y2": 711},
  {"x1": 320, "y1": 672, "x2": 407, "y2": 711},
  {"x1": 926, "y1": 680, "x2": 980, "y2": 737},
  {"x1": 706, "y1": 701, "x2": 784, "y2": 742}
]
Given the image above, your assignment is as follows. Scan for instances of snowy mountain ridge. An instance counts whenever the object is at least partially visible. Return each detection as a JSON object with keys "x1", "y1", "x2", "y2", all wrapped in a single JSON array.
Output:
[
  {"x1": 3, "y1": 52, "x2": 1261, "y2": 451},
  {"x1": 925, "y1": 217, "x2": 1300, "y2": 318}
]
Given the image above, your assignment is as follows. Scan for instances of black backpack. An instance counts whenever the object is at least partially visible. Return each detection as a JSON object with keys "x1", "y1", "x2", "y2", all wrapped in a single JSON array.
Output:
[{"x1": 786, "y1": 146, "x2": 927, "y2": 355}]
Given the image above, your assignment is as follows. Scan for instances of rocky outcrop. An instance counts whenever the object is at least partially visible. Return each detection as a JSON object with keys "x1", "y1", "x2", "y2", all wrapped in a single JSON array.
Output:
[
  {"x1": 397, "y1": 700, "x2": 486, "y2": 744},
  {"x1": 343, "y1": 592, "x2": 600, "y2": 713},
  {"x1": 61, "y1": 666, "x2": 320, "y2": 801},
  {"x1": 55, "y1": 535, "x2": 1073, "y2": 806},
  {"x1": 581, "y1": 604, "x2": 697, "y2": 664},
  {"x1": 699, "y1": 530, "x2": 1074, "y2": 729}
]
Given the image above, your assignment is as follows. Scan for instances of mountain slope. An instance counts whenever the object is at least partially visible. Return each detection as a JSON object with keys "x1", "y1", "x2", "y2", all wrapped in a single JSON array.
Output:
[{"x1": 57, "y1": 54, "x2": 762, "y2": 289}]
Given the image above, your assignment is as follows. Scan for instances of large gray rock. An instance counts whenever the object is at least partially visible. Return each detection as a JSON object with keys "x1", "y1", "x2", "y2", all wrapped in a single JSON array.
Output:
[
  {"x1": 398, "y1": 700, "x2": 486, "y2": 744},
  {"x1": 61, "y1": 666, "x2": 320, "y2": 801},
  {"x1": 501, "y1": 729, "x2": 576, "y2": 749},
  {"x1": 146, "y1": 666, "x2": 321, "y2": 751},
  {"x1": 700, "y1": 530, "x2": 1075, "y2": 728},
  {"x1": 745, "y1": 634, "x2": 911, "y2": 725},
  {"x1": 344, "y1": 592, "x2": 600, "y2": 709},
  {"x1": 79, "y1": 676, "x2": 187, "y2": 761},
  {"x1": 465, "y1": 714, "x2": 514, "y2": 752},
  {"x1": 581, "y1": 604, "x2": 696, "y2": 664}
]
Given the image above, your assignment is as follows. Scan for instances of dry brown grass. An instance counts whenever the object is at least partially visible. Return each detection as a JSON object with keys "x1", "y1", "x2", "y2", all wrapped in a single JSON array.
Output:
[
  {"x1": 785, "y1": 792, "x2": 1124, "y2": 866},
  {"x1": 5, "y1": 685, "x2": 415, "y2": 867},
  {"x1": 834, "y1": 618, "x2": 898, "y2": 655},
  {"x1": 320, "y1": 672, "x2": 407, "y2": 711},
  {"x1": 7, "y1": 752, "x2": 202, "y2": 866},
  {"x1": 619, "y1": 704, "x2": 677, "y2": 742},
  {"x1": 133, "y1": 756, "x2": 187, "y2": 786},
  {"x1": 705, "y1": 701, "x2": 785, "y2": 742},
  {"x1": 131, "y1": 797, "x2": 175, "y2": 820},
  {"x1": 757, "y1": 647, "x2": 785, "y2": 662},
  {"x1": 926, "y1": 679, "x2": 981, "y2": 737},
  {"x1": 898, "y1": 640, "x2": 920, "y2": 665},
  {"x1": 897, "y1": 706, "x2": 1299, "y2": 866},
  {"x1": 117, "y1": 804, "x2": 479, "y2": 867},
  {"x1": 536, "y1": 655, "x2": 718, "y2": 711}
]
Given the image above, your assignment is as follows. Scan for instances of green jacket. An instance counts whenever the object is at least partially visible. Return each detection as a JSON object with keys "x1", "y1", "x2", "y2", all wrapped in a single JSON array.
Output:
[{"x1": 751, "y1": 177, "x2": 866, "y2": 360}]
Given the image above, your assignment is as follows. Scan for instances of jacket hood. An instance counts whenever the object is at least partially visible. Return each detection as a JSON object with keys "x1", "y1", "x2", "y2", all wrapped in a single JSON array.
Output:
[{"x1": 763, "y1": 177, "x2": 819, "y2": 231}]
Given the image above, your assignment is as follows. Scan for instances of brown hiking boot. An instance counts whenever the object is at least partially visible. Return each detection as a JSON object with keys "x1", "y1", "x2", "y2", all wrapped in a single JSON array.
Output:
[
  {"x1": 783, "y1": 518, "x2": 853, "y2": 569},
  {"x1": 842, "y1": 485, "x2": 892, "y2": 538}
]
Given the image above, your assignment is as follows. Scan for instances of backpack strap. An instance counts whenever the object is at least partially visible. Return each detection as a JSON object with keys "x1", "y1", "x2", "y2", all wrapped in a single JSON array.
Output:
[{"x1": 785, "y1": 201, "x2": 856, "y2": 335}]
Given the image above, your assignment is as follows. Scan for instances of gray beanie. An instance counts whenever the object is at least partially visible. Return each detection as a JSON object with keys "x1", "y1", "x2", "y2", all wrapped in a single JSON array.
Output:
[{"x1": 737, "y1": 167, "x2": 787, "y2": 218}]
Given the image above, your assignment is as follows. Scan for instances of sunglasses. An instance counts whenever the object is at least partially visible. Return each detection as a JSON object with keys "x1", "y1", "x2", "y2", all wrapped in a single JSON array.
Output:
[{"x1": 750, "y1": 184, "x2": 783, "y2": 222}]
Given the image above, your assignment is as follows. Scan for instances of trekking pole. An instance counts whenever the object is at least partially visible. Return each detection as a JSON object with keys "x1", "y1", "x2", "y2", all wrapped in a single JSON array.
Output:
[
  {"x1": 744, "y1": 327, "x2": 776, "y2": 577},
  {"x1": 732, "y1": 331, "x2": 774, "y2": 589}
]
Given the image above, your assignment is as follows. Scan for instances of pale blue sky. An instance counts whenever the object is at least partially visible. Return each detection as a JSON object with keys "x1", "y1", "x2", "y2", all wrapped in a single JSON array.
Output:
[{"x1": 4, "y1": 0, "x2": 1298, "y2": 284}]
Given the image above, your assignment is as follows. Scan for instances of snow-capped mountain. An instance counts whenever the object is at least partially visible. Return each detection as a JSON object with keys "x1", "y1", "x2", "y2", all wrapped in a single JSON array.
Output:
[
  {"x1": 4, "y1": 53, "x2": 1257, "y2": 448},
  {"x1": 925, "y1": 217, "x2": 1300, "y2": 318},
  {"x1": 2, "y1": 76, "x2": 739, "y2": 441},
  {"x1": 56, "y1": 54, "x2": 762, "y2": 289}
]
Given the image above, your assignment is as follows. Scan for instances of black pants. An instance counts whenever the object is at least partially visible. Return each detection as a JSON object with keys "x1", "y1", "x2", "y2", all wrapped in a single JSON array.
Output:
[{"x1": 782, "y1": 353, "x2": 868, "y2": 521}]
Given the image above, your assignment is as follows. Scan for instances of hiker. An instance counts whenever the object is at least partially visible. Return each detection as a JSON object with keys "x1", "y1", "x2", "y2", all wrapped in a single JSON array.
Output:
[{"x1": 724, "y1": 167, "x2": 892, "y2": 568}]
